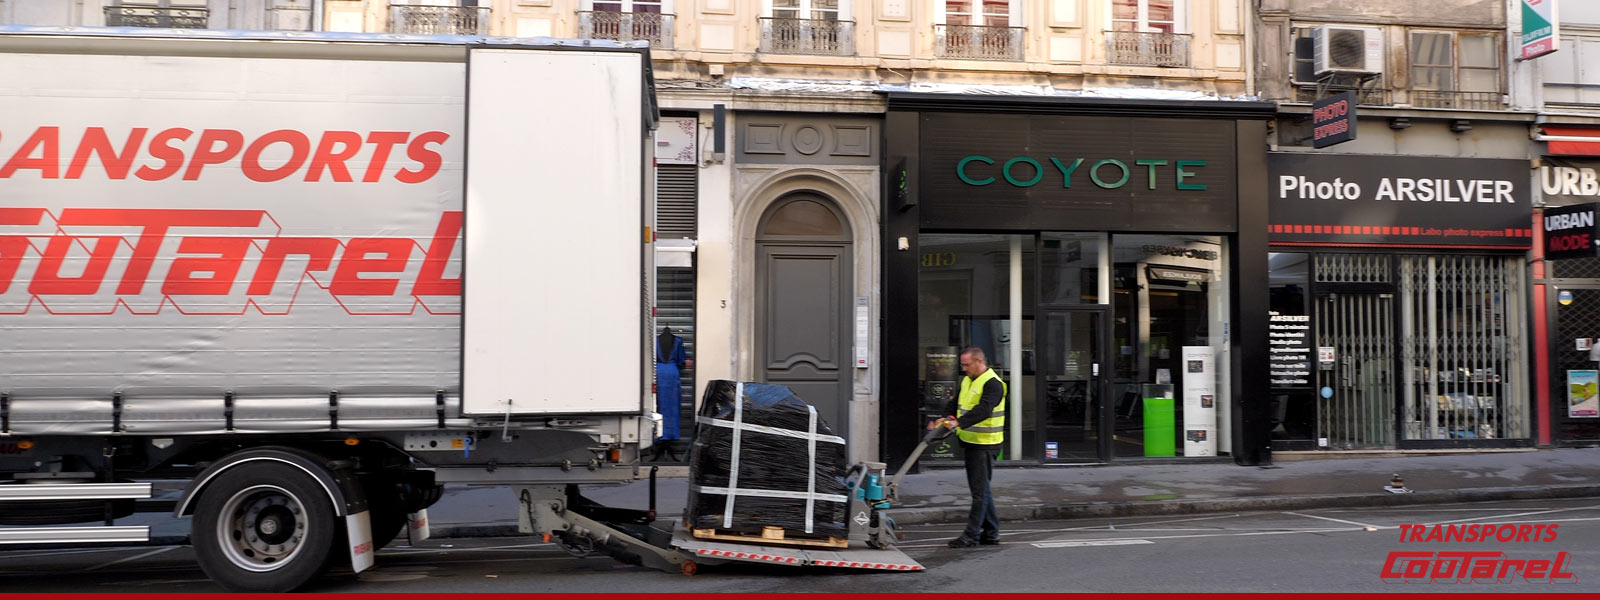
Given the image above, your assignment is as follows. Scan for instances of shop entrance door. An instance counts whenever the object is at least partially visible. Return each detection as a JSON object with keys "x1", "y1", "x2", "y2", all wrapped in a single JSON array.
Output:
[
  {"x1": 1315, "y1": 292, "x2": 1396, "y2": 449},
  {"x1": 1038, "y1": 307, "x2": 1110, "y2": 462}
]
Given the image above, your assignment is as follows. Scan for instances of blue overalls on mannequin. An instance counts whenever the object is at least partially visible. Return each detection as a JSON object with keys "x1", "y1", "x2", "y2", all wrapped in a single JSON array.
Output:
[{"x1": 654, "y1": 327, "x2": 685, "y2": 460}]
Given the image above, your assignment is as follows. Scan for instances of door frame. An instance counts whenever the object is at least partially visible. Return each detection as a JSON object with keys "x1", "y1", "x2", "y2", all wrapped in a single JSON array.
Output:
[{"x1": 1036, "y1": 304, "x2": 1112, "y2": 463}]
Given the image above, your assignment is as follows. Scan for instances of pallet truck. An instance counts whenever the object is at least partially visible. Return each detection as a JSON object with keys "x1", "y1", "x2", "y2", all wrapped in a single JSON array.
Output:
[{"x1": 516, "y1": 422, "x2": 955, "y2": 574}]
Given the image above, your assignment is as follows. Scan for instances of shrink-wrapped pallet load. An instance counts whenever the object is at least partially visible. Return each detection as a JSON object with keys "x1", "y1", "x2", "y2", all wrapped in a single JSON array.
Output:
[{"x1": 684, "y1": 380, "x2": 850, "y2": 540}]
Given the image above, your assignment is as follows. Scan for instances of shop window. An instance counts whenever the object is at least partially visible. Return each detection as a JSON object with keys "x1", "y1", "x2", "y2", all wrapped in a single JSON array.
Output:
[
  {"x1": 1110, "y1": 234, "x2": 1228, "y2": 458},
  {"x1": 917, "y1": 234, "x2": 1036, "y2": 461},
  {"x1": 1408, "y1": 30, "x2": 1503, "y2": 110},
  {"x1": 1397, "y1": 255, "x2": 1528, "y2": 441},
  {"x1": 1268, "y1": 252, "x2": 1315, "y2": 446}
]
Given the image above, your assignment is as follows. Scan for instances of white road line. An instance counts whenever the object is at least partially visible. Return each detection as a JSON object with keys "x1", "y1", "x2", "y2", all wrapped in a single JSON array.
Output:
[
  {"x1": 1283, "y1": 511, "x2": 1386, "y2": 530},
  {"x1": 86, "y1": 546, "x2": 178, "y2": 571},
  {"x1": 899, "y1": 527, "x2": 1358, "y2": 549},
  {"x1": 1032, "y1": 539, "x2": 1154, "y2": 548},
  {"x1": 381, "y1": 543, "x2": 551, "y2": 555},
  {"x1": 1424, "y1": 504, "x2": 1600, "y2": 526}
]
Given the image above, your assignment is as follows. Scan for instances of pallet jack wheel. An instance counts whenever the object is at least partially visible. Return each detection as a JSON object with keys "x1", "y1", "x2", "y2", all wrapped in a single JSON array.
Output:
[{"x1": 681, "y1": 561, "x2": 698, "y2": 576}]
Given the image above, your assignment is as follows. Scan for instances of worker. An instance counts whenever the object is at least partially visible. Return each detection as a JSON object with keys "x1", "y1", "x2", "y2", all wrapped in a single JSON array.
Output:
[{"x1": 930, "y1": 346, "x2": 1005, "y2": 548}]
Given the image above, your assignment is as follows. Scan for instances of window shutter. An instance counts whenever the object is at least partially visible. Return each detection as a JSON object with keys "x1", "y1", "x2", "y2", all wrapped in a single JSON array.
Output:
[
  {"x1": 1294, "y1": 34, "x2": 1314, "y2": 82},
  {"x1": 657, "y1": 164, "x2": 698, "y2": 239}
]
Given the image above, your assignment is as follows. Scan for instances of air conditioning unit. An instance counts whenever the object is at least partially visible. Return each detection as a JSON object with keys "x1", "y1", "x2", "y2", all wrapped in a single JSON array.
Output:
[{"x1": 1313, "y1": 25, "x2": 1383, "y2": 76}]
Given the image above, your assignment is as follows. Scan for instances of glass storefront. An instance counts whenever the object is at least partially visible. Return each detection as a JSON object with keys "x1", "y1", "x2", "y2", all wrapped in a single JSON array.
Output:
[{"x1": 916, "y1": 232, "x2": 1230, "y2": 462}]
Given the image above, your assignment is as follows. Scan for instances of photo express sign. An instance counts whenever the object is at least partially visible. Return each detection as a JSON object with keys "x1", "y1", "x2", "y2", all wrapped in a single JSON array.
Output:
[{"x1": 1269, "y1": 154, "x2": 1531, "y2": 247}]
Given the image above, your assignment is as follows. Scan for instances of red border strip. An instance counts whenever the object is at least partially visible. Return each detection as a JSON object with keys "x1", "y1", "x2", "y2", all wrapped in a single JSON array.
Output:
[{"x1": 1269, "y1": 242, "x2": 1532, "y2": 250}]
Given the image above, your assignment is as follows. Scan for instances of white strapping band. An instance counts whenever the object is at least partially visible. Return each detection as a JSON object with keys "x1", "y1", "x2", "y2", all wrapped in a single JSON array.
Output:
[
  {"x1": 722, "y1": 382, "x2": 745, "y2": 529},
  {"x1": 694, "y1": 417, "x2": 846, "y2": 446},
  {"x1": 692, "y1": 485, "x2": 848, "y2": 504}
]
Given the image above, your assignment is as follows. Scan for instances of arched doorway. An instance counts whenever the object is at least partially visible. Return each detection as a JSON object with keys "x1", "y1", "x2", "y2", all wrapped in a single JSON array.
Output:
[{"x1": 755, "y1": 193, "x2": 854, "y2": 437}]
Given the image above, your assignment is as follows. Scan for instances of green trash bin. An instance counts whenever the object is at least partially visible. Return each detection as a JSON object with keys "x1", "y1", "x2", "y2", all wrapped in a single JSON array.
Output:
[{"x1": 1142, "y1": 384, "x2": 1175, "y2": 457}]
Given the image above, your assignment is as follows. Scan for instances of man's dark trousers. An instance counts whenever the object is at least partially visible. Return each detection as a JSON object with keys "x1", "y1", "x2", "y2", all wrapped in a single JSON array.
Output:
[{"x1": 960, "y1": 441, "x2": 1000, "y2": 540}]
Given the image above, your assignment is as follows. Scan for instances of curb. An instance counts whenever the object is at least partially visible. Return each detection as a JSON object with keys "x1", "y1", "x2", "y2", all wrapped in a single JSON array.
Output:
[
  {"x1": 881, "y1": 483, "x2": 1600, "y2": 526},
  {"x1": 425, "y1": 484, "x2": 1600, "y2": 539}
]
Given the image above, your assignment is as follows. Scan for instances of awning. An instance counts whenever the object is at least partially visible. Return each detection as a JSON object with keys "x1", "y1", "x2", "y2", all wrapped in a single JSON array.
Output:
[{"x1": 1541, "y1": 125, "x2": 1600, "y2": 156}]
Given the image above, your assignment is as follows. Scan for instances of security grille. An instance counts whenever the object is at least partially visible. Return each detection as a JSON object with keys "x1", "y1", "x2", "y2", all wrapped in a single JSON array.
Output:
[
  {"x1": 1553, "y1": 288, "x2": 1600, "y2": 442},
  {"x1": 1316, "y1": 292, "x2": 1395, "y2": 449},
  {"x1": 1551, "y1": 256, "x2": 1600, "y2": 279},
  {"x1": 1314, "y1": 253, "x2": 1391, "y2": 283},
  {"x1": 1398, "y1": 256, "x2": 1527, "y2": 441},
  {"x1": 656, "y1": 164, "x2": 697, "y2": 239}
]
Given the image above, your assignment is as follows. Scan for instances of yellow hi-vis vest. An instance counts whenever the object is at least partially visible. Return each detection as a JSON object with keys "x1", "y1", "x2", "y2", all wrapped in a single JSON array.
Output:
[{"x1": 957, "y1": 368, "x2": 1006, "y2": 445}]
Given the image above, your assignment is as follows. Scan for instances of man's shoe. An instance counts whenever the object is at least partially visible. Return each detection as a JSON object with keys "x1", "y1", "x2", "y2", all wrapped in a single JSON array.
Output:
[
  {"x1": 948, "y1": 535, "x2": 979, "y2": 548},
  {"x1": 979, "y1": 536, "x2": 1000, "y2": 545}
]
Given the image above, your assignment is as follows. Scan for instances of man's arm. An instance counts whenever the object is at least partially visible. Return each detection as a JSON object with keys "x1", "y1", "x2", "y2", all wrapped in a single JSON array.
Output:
[{"x1": 956, "y1": 378, "x2": 1004, "y2": 429}]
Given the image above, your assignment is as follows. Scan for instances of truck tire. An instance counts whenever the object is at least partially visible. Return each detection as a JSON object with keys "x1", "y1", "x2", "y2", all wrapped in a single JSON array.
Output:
[
  {"x1": 360, "y1": 479, "x2": 408, "y2": 551},
  {"x1": 192, "y1": 462, "x2": 339, "y2": 593}
]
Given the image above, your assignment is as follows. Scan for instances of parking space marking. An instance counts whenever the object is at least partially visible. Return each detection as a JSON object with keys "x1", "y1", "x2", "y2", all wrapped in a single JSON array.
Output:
[
  {"x1": 1032, "y1": 539, "x2": 1154, "y2": 548},
  {"x1": 1283, "y1": 511, "x2": 1385, "y2": 530},
  {"x1": 86, "y1": 547, "x2": 178, "y2": 571}
]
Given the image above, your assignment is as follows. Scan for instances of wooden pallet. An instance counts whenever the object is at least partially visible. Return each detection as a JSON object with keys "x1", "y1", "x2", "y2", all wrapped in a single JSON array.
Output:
[{"x1": 690, "y1": 525, "x2": 848, "y2": 549}]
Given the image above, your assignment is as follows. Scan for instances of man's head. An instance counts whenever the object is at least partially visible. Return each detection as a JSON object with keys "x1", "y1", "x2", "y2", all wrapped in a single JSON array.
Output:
[{"x1": 959, "y1": 347, "x2": 987, "y2": 379}]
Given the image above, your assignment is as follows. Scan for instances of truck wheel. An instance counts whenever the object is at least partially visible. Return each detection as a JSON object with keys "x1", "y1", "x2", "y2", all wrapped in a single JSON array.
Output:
[{"x1": 192, "y1": 462, "x2": 338, "y2": 592}]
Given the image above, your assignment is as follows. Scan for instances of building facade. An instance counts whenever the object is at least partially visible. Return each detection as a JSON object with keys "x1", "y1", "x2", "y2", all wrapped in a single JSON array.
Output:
[{"x1": 1256, "y1": 0, "x2": 1541, "y2": 453}]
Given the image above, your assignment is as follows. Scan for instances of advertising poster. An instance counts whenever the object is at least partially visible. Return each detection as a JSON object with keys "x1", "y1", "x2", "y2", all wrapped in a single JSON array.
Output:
[
  {"x1": 1569, "y1": 369, "x2": 1599, "y2": 418},
  {"x1": 1181, "y1": 346, "x2": 1217, "y2": 456}
]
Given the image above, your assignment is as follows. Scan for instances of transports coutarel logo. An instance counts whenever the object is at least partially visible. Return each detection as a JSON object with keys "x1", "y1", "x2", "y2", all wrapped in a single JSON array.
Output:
[{"x1": 1381, "y1": 523, "x2": 1577, "y2": 584}]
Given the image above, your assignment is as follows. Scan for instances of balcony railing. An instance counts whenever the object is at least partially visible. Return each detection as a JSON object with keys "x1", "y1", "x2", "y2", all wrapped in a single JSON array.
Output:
[
  {"x1": 389, "y1": 4, "x2": 490, "y2": 35},
  {"x1": 103, "y1": 4, "x2": 209, "y2": 28},
  {"x1": 579, "y1": 11, "x2": 674, "y2": 48},
  {"x1": 759, "y1": 17, "x2": 855, "y2": 56},
  {"x1": 1410, "y1": 90, "x2": 1503, "y2": 110},
  {"x1": 935, "y1": 24, "x2": 1025, "y2": 61},
  {"x1": 1105, "y1": 31, "x2": 1191, "y2": 67},
  {"x1": 1295, "y1": 86, "x2": 1393, "y2": 106}
]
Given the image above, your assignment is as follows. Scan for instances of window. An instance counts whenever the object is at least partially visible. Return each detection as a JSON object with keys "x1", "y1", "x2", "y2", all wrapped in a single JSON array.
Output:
[
  {"x1": 935, "y1": 0, "x2": 1024, "y2": 60},
  {"x1": 104, "y1": 0, "x2": 209, "y2": 28},
  {"x1": 593, "y1": 0, "x2": 664, "y2": 14},
  {"x1": 1409, "y1": 30, "x2": 1501, "y2": 109},
  {"x1": 944, "y1": 0, "x2": 1012, "y2": 27},
  {"x1": 581, "y1": 0, "x2": 674, "y2": 47},
  {"x1": 768, "y1": 0, "x2": 845, "y2": 21},
  {"x1": 1111, "y1": 0, "x2": 1179, "y2": 33},
  {"x1": 1543, "y1": 36, "x2": 1600, "y2": 106}
]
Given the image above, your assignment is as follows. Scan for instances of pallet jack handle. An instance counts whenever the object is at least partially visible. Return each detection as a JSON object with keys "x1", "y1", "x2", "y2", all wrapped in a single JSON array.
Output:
[{"x1": 885, "y1": 421, "x2": 953, "y2": 503}]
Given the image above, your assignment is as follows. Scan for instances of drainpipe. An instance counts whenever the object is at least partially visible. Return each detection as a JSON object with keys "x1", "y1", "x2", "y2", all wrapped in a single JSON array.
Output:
[
  {"x1": 1244, "y1": 0, "x2": 1256, "y2": 97},
  {"x1": 311, "y1": 0, "x2": 323, "y2": 31}
]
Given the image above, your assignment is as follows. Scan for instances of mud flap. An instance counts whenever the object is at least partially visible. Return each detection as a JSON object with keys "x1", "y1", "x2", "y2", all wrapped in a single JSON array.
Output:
[
  {"x1": 346, "y1": 510, "x2": 375, "y2": 573},
  {"x1": 407, "y1": 509, "x2": 431, "y2": 542}
]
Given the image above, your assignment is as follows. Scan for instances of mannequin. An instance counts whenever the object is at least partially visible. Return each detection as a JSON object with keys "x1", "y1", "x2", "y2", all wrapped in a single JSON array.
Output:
[{"x1": 653, "y1": 326, "x2": 686, "y2": 461}]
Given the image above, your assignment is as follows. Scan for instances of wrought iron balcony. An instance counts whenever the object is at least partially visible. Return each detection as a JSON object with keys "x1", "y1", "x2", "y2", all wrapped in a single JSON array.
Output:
[
  {"x1": 759, "y1": 17, "x2": 855, "y2": 56},
  {"x1": 103, "y1": 4, "x2": 209, "y2": 29},
  {"x1": 579, "y1": 11, "x2": 674, "y2": 48},
  {"x1": 934, "y1": 24, "x2": 1025, "y2": 61},
  {"x1": 1295, "y1": 86, "x2": 1393, "y2": 106},
  {"x1": 1410, "y1": 90, "x2": 1503, "y2": 110},
  {"x1": 1105, "y1": 31, "x2": 1191, "y2": 67},
  {"x1": 389, "y1": 4, "x2": 490, "y2": 36}
]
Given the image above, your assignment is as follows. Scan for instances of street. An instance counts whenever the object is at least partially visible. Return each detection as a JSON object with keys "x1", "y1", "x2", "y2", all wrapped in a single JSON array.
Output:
[{"x1": 3, "y1": 497, "x2": 1597, "y2": 592}]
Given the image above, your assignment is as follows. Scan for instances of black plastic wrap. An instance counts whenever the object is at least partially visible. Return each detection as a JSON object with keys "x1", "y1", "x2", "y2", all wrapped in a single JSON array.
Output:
[{"x1": 685, "y1": 380, "x2": 850, "y2": 538}]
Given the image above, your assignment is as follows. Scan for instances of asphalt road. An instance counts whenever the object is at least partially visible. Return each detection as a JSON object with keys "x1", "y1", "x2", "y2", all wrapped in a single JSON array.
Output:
[{"x1": 3, "y1": 497, "x2": 1598, "y2": 592}]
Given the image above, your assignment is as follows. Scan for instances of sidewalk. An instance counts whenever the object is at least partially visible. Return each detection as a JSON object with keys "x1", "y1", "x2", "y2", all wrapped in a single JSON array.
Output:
[{"x1": 425, "y1": 446, "x2": 1600, "y2": 538}]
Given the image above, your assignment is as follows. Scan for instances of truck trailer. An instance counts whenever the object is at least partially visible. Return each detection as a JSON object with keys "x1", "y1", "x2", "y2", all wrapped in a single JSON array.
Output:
[{"x1": 0, "y1": 27, "x2": 662, "y2": 591}]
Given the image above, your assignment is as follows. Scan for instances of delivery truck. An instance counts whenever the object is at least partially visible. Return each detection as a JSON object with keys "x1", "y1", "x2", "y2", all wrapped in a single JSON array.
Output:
[{"x1": 0, "y1": 26, "x2": 663, "y2": 591}]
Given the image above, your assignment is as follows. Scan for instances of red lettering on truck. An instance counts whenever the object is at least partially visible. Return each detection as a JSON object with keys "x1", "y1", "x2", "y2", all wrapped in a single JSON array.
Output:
[
  {"x1": 0, "y1": 127, "x2": 451, "y2": 183},
  {"x1": 0, "y1": 208, "x2": 462, "y2": 316}
]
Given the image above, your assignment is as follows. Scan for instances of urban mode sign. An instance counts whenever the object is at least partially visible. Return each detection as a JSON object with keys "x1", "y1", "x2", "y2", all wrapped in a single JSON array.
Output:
[{"x1": 1542, "y1": 203, "x2": 1599, "y2": 260}]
